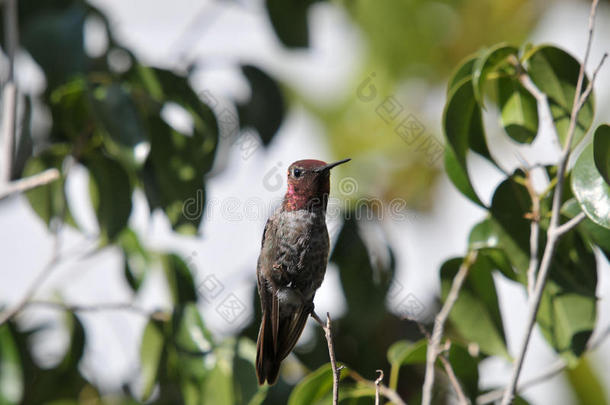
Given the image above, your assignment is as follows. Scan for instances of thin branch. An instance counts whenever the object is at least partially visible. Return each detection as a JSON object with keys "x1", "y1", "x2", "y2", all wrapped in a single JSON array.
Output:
[
  {"x1": 0, "y1": 168, "x2": 61, "y2": 199},
  {"x1": 375, "y1": 370, "x2": 384, "y2": 405},
  {"x1": 555, "y1": 211, "x2": 586, "y2": 236},
  {"x1": 422, "y1": 251, "x2": 478, "y2": 405},
  {"x1": 25, "y1": 300, "x2": 171, "y2": 322},
  {"x1": 500, "y1": 1, "x2": 602, "y2": 403},
  {"x1": 523, "y1": 170, "x2": 541, "y2": 297},
  {"x1": 349, "y1": 370, "x2": 408, "y2": 405},
  {"x1": 438, "y1": 352, "x2": 470, "y2": 405},
  {"x1": 311, "y1": 311, "x2": 342, "y2": 405},
  {"x1": 2, "y1": 0, "x2": 19, "y2": 185}
]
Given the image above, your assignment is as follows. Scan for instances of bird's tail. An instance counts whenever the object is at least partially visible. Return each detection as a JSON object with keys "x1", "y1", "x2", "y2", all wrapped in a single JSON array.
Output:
[{"x1": 256, "y1": 310, "x2": 281, "y2": 385}]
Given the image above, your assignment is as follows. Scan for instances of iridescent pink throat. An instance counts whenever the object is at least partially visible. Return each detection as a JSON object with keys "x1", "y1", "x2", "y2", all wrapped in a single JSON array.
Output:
[{"x1": 283, "y1": 182, "x2": 328, "y2": 212}]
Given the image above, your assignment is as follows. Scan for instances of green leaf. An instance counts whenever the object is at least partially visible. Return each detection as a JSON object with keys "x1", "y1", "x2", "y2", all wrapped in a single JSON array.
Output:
[
  {"x1": 593, "y1": 124, "x2": 610, "y2": 185},
  {"x1": 537, "y1": 231, "x2": 597, "y2": 364},
  {"x1": 572, "y1": 142, "x2": 610, "y2": 228},
  {"x1": 447, "y1": 54, "x2": 477, "y2": 96},
  {"x1": 238, "y1": 65, "x2": 285, "y2": 146},
  {"x1": 446, "y1": 343, "x2": 479, "y2": 401},
  {"x1": 472, "y1": 43, "x2": 518, "y2": 105},
  {"x1": 265, "y1": 0, "x2": 318, "y2": 47},
  {"x1": 22, "y1": 144, "x2": 75, "y2": 227},
  {"x1": 0, "y1": 325, "x2": 23, "y2": 405},
  {"x1": 443, "y1": 77, "x2": 491, "y2": 207},
  {"x1": 87, "y1": 154, "x2": 133, "y2": 242},
  {"x1": 497, "y1": 76, "x2": 538, "y2": 143},
  {"x1": 162, "y1": 254, "x2": 198, "y2": 305},
  {"x1": 565, "y1": 356, "x2": 608, "y2": 405},
  {"x1": 525, "y1": 45, "x2": 594, "y2": 148},
  {"x1": 118, "y1": 228, "x2": 150, "y2": 291},
  {"x1": 11, "y1": 95, "x2": 34, "y2": 180},
  {"x1": 233, "y1": 338, "x2": 268, "y2": 405},
  {"x1": 288, "y1": 363, "x2": 334, "y2": 405},
  {"x1": 562, "y1": 198, "x2": 610, "y2": 260},
  {"x1": 91, "y1": 83, "x2": 150, "y2": 168},
  {"x1": 387, "y1": 339, "x2": 427, "y2": 366},
  {"x1": 440, "y1": 257, "x2": 508, "y2": 357},
  {"x1": 468, "y1": 219, "x2": 521, "y2": 280},
  {"x1": 140, "y1": 320, "x2": 165, "y2": 401}
]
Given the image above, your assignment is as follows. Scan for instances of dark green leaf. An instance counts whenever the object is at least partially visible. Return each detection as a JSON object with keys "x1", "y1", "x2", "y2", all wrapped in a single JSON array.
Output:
[
  {"x1": 444, "y1": 146, "x2": 484, "y2": 207},
  {"x1": 445, "y1": 343, "x2": 479, "y2": 401},
  {"x1": 562, "y1": 198, "x2": 610, "y2": 260},
  {"x1": 537, "y1": 230, "x2": 597, "y2": 364},
  {"x1": 162, "y1": 254, "x2": 198, "y2": 305},
  {"x1": 11, "y1": 95, "x2": 34, "y2": 180},
  {"x1": 497, "y1": 76, "x2": 538, "y2": 143},
  {"x1": 525, "y1": 45, "x2": 594, "y2": 148},
  {"x1": 565, "y1": 356, "x2": 607, "y2": 405},
  {"x1": 571, "y1": 142, "x2": 610, "y2": 228},
  {"x1": 472, "y1": 43, "x2": 518, "y2": 105},
  {"x1": 87, "y1": 154, "x2": 133, "y2": 242},
  {"x1": 447, "y1": 54, "x2": 477, "y2": 96},
  {"x1": 265, "y1": 0, "x2": 318, "y2": 48},
  {"x1": 440, "y1": 257, "x2": 508, "y2": 357},
  {"x1": 468, "y1": 219, "x2": 520, "y2": 280},
  {"x1": 0, "y1": 325, "x2": 23, "y2": 404},
  {"x1": 593, "y1": 124, "x2": 610, "y2": 185},
  {"x1": 200, "y1": 342, "x2": 234, "y2": 405},
  {"x1": 233, "y1": 338, "x2": 268, "y2": 405},
  {"x1": 238, "y1": 65, "x2": 285, "y2": 145},
  {"x1": 140, "y1": 320, "x2": 165, "y2": 401}
]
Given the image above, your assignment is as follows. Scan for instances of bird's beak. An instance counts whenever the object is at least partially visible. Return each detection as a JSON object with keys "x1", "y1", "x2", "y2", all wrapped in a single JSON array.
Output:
[{"x1": 314, "y1": 158, "x2": 351, "y2": 173}]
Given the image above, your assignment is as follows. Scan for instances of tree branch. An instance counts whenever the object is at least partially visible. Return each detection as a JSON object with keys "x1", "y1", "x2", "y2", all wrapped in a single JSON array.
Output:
[
  {"x1": 25, "y1": 300, "x2": 171, "y2": 322},
  {"x1": 439, "y1": 351, "x2": 470, "y2": 405},
  {"x1": 500, "y1": 1, "x2": 603, "y2": 403},
  {"x1": 375, "y1": 369, "x2": 384, "y2": 405},
  {"x1": 523, "y1": 170, "x2": 541, "y2": 297},
  {"x1": 422, "y1": 251, "x2": 477, "y2": 405},
  {"x1": 349, "y1": 370, "x2": 408, "y2": 405},
  {"x1": 1, "y1": 0, "x2": 19, "y2": 185},
  {"x1": 0, "y1": 168, "x2": 61, "y2": 199},
  {"x1": 311, "y1": 311, "x2": 342, "y2": 405}
]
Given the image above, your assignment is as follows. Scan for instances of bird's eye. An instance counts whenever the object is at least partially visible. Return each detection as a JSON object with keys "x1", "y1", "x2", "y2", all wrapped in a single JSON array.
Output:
[{"x1": 293, "y1": 168, "x2": 302, "y2": 178}]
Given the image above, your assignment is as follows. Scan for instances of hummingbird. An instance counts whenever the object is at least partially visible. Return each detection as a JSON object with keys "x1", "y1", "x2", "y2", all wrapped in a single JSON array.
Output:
[{"x1": 255, "y1": 158, "x2": 351, "y2": 385}]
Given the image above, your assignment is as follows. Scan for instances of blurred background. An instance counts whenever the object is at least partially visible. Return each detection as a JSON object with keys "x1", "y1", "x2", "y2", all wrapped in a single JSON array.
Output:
[{"x1": 0, "y1": 0, "x2": 609, "y2": 404}]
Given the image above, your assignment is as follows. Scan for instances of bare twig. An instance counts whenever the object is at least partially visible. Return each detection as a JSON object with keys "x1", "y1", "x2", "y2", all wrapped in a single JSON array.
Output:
[
  {"x1": 500, "y1": 1, "x2": 603, "y2": 403},
  {"x1": 25, "y1": 300, "x2": 171, "y2": 322},
  {"x1": 2, "y1": 0, "x2": 19, "y2": 184},
  {"x1": 375, "y1": 370, "x2": 384, "y2": 405},
  {"x1": 422, "y1": 251, "x2": 478, "y2": 405},
  {"x1": 0, "y1": 168, "x2": 61, "y2": 199},
  {"x1": 349, "y1": 370, "x2": 408, "y2": 405},
  {"x1": 311, "y1": 311, "x2": 342, "y2": 405},
  {"x1": 555, "y1": 211, "x2": 586, "y2": 236},
  {"x1": 439, "y1": 353, "x2": 470, "y2": 405}
]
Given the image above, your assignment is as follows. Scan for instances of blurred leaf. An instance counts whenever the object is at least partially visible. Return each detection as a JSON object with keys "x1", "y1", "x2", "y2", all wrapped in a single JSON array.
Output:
[
  {"x1": 571, "y1": 142, "x2": 610, "y2": 228},
  {"x1": 443, "y1": 76, "x2": 491, "y2": 207},
  {"x1": 265, "y1": 0, "x2": 318, "y2": 47},
  {"x1": 446, "y1": 343, "x2": 479, "y2": 401},
  {"x1": 200, "y1": 345, "x2": 234, "y2": 405},
  {"x1": 497, "y1": 76, "x2": 538, "y2": 143},
  {"x1": 440, "y1": 257, "x2": 508, "y2": 357},
  {"x1": 118, "y1": 228, "x2": 150, "y2": 291},
  {"x1": 91, "y1": 83, "x2": 150, "y2": 168},
  {"x1": 162, "y1": 254, "x2": 198, "y2": 305},
  {"x1": 448, "y1": 54, "x2": 477, "y2": 95},
  {"x1": 20, "y1": 2, "x2": 87, "y2": 88},
  {"x1": 140, "y1": 320, "x2": 165, "y2": 401},
  {"x1": 48, "y1": 76, "x2": 93, "y2": 143},
  {"x1": 525, "y1": 45, "x2": 594, "y2": 148},
  {"x1": 537, "y1": 231, "x2": 597, "y2": 364},
  {"x1": 22, "y1": 144, "x2": 76, "y2": 227},
  {"x1": 87, "y1": 154, "x2": 133, "y2": 242},
  {"x1": 173, "y1": 304, "x2": 213, "y2": 381},
  {"x1": 238, "y1": 65, "x2": 285, "y2": 145},
  {"x1": 288, "y1": 363, "x2": 335, "y2": 405},
  {"x1": 472, "y1": 43, "x2": 518, "y2": 104},
  {"x1": 468, "y1": 219, "x2": 520, "y2": 280},
  {"x1": 565, "y1": 356, "x2": 608, "y2": 405},
  {"x1": 0, "y1": 325, "x2": 23, "y2": 405},
  {"x1": 387, "y1": 339, "x2": 427, "y2": 366},
  {"x1": 330, "y1": 217, "x2": 394, "y2": 319},
  {"x1": 234, "y1": 338, "x2": 268, "y2": 405},
  {"x1": 593, "y1": 124, "x2": 610, "y2": 185}
]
